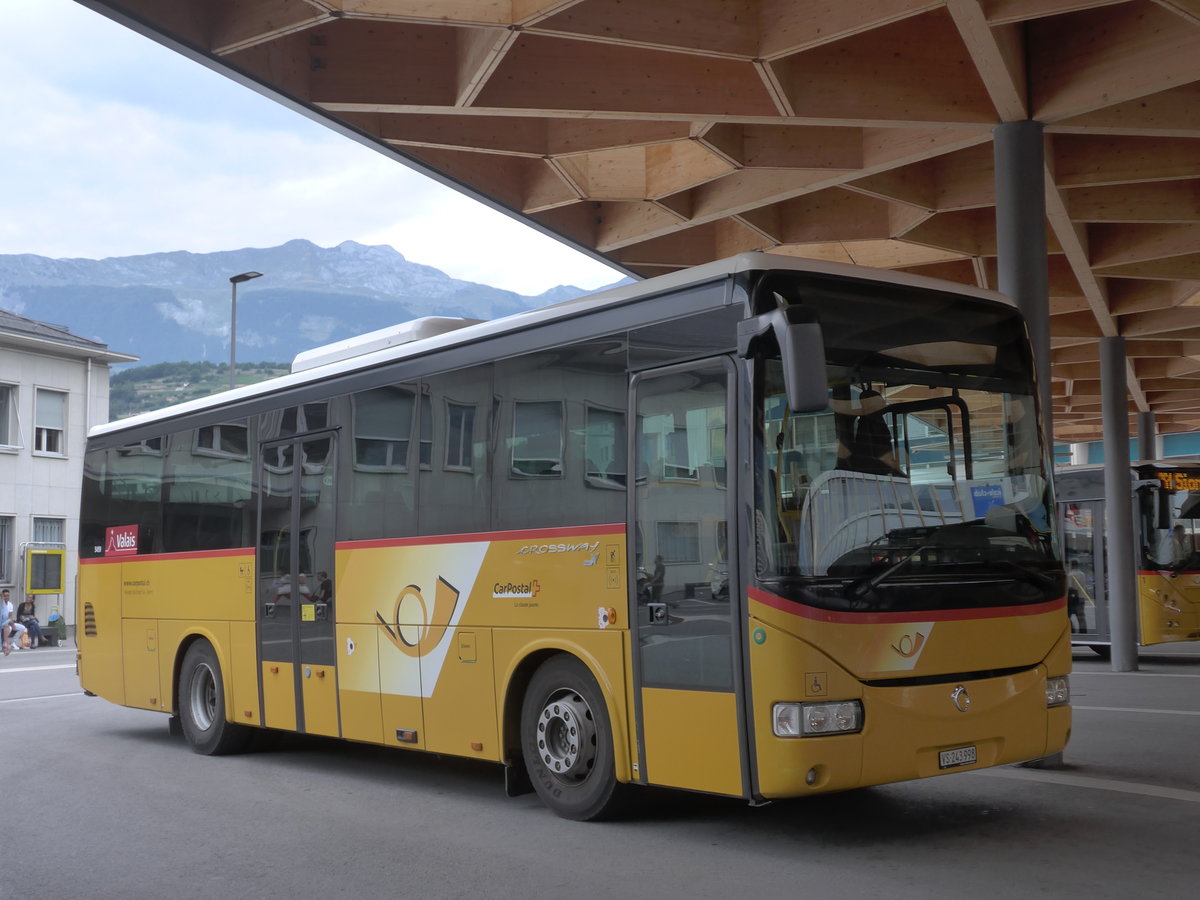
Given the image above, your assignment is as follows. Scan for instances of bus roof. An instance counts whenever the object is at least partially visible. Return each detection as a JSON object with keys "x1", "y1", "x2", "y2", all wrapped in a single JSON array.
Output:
[{"x1": 91, "y1": 251, "x2": 1013, "y2": 440}]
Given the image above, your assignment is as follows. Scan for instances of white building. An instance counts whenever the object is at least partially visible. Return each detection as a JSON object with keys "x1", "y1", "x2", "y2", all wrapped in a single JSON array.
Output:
[{"x1": 1, "y1": 309, "x2": 136, "y2": 633}]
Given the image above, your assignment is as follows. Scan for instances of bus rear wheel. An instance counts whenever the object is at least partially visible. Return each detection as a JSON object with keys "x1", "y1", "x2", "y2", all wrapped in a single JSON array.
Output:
[
  {"x1": 520, "y1": 654, "x2": 627, "y2": 821},
  {"x1": 178, "y1": 641, "x2": 251, "y2": 756}
]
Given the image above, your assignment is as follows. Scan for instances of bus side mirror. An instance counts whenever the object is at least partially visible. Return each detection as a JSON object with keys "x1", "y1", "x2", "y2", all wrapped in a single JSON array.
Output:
[{"x1": 738, "y1": 307, "x2": 829, "y2": 413}]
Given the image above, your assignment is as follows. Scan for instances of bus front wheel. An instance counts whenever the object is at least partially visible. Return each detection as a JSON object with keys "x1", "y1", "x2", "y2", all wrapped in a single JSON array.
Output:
[
  {"x1": 178, "y1": 641, "x2": 251, "y2": 756},
  {"x1": 520, "y1": 654, "x2": 628, "y2": 821}
]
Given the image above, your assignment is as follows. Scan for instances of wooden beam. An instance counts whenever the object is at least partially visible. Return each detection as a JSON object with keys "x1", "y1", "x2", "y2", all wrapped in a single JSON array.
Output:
[
  {"x1": 308, "y1": 21, "x2": 458, "y2": 106},
  {"x1": 1119, "y1": 305, "x2": 1200, "y2": 337},
  {"x1": 773, "y1": 190, "x2": 893, "y2": 244},
  {"x1": 945, "y1": 0, "x2": 1027, "y2": 120},
  {"x1": 645, "y1": 141, "x2": 735, "y2": 198},
  {"x1": 212, "y1": 0, "x2": 327, "y2": 55},
  {"x1": 1051, "y1": 135, "x2": 1200, "y2": 188},
  {"x1": 455, "y1": 26, "x2": 518, "y2": 107},
  {"x1": 1096, "y1": 253, "x2": 1200, "y2": 281},
  {"x1": 1151, "y1": 0, "x2": 1200, "y2": 27},
  {"x1": 1091, "y1": 222, "x2": 1200, "y2": 269},
  {"x1": 845, "y1": 163, "x2": 937, "y2": 210},
  {"x1": 1030, "y1": 3, "x2": 1200, "y2": 122},
  {"x1": 699, "y1": 125, "x2": 865, "y2": 170},
  {"x1": 900, "y1": 207, "x2": 1002, "y2": 256},
  {"x1": 757, "y1": 0, "x2": 940, "y2": 59},
  {"x1": 1051, "y1": 83, "x2": 1200, "y2": 137},
  {"x1": 933, "y1": 143, "x2": 997, "y2": 210},
  {"x1": 1065, "y1": 180, "x2": 1200, "y2": 222},
  {"x1": 774, "y1": 9, "x2": 997, "y2": 125},
  {"x1": 528, "y1": 0, "x2": 760, "y2": 58},
  {"x1": 474, "y1": 33, "x2": 778, "y2": 116},
  {"x1": 1107, "y1": 278, "x2": 1200, "y2": 315}
]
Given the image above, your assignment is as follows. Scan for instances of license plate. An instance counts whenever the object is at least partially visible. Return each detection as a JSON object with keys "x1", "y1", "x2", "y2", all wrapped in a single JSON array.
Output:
[{"x1": 939, "y1": 745, "x2": 977, "y2": 769}]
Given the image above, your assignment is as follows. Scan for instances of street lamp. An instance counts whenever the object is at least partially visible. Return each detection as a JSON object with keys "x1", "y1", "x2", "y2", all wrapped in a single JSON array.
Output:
[{"x1": 229, "y1": 271, "x2": 263, "y2": 390}]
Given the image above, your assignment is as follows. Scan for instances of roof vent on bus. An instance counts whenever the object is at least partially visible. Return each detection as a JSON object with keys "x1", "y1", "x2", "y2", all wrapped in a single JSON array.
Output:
[{"x1": 290, "y1": 317, "x2": 484, "y2": 373}]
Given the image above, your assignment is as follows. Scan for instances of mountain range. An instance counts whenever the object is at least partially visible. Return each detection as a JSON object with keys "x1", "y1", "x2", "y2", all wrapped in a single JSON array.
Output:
[{"x1": 0, "y1": 239, "x2": 628, "y2": 366}]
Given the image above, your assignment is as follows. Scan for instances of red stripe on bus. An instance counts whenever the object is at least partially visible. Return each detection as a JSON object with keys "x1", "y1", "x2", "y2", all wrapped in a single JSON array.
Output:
[
  {"x1": 748, "y1": 585, "x2": 1065, "y2": 625},
  {"x1": 337, "y1": 523, "x2": 625, "y2": 551},
  {"x1": 79, "y1": 547, "x2": 254, "y2": 565}
]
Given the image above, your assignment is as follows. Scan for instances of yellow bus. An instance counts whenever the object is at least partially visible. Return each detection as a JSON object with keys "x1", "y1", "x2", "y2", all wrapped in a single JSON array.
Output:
[
  {"x1": 1058, "y1": 460, "x2": 1200, "y2": 655},
  {"x1": 78, "y1": 253, "x2": 1071, "y2": 819}
]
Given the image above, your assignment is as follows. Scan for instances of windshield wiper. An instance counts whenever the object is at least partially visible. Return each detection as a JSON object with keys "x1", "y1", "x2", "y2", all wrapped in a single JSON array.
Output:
[{"x1": 847, "y1": 545, "x2": 930, "y2": 602}]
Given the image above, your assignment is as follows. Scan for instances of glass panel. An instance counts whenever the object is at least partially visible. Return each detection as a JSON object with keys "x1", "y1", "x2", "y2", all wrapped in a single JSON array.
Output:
[
  {"x1": 35, "y1": 390, "x2": 65, "y2": 429},
  {"x1": 1062, "y1": 500, "x2": 1106, "y2": 640},
  {"x1": 0, "y1": 385, "x2": 13, "y2": 446},
  {"x1": 354, "y1": 386, "x2": 413, "y2": 471},
  {"x1": 585, "y1": 406, "x2": 626, "y2": 487},
  {"x1": 756, "y1": 358, "x2": 1058, "y2": 615},
  {"x1": 635, "y1": 361, "x2": 733, "y2": 691},
  {"x1": 258, "y1": 440, "x2": 296, "y2": 663},
  {"x1": 345, "y1": 385, "x2": 417, "y2": 541},
  {"x1": 32, "y1": 517, "x2": 64, "y2": 544},
  {"x1": 299, "y1": 435, "x2": 337, "y2": 665},
  {"x1": 0, "y1": 517, "x2": 13, "y2": 582},
  {"x1": 419, "y1": 369, "x2": 491, "y2": 536},
  {"x1": 512, "y1": 400, "x2": 563, "y2": 477}
]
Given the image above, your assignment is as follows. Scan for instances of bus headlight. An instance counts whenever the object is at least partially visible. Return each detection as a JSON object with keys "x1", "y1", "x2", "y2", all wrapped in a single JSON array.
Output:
[
  {"x1": 1045, "y1": 675, "x2": 1070, "y2": 708},
  {"x1": 773, "y1": 700, "x2": 863, "y2": 737}
]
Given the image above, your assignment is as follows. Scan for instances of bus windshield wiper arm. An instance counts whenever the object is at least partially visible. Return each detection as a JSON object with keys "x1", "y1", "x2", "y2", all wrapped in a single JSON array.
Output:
[{"x1": 848, "y1": 545, "x2": 930, "y2": 601}]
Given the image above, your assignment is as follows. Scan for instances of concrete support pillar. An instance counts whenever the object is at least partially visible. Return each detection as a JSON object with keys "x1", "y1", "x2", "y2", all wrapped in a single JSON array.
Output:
[
  {"x1": 1101, "y1": 337, "x2": 1138, "y2": 671},
  {"x1": 994, "y1": 121, "x2": 1052, "y2": 441},
  {"x1": 1137, "y1": 411, "x2": 1157, "y2": 461}
]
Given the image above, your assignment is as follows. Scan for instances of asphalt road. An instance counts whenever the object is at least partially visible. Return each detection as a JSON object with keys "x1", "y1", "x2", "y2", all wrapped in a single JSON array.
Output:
[{"x1": 2, "y1": 643, "x2": 1197, "y2": 900}]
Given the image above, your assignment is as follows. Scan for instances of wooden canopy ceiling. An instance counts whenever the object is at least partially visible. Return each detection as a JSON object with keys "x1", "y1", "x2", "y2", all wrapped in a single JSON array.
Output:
[{"x1": 81, "y1": 0, "x2": 1200, "y2": 444}]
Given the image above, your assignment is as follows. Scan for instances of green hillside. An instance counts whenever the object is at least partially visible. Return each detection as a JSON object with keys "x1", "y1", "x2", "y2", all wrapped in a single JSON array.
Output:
[{"x1": 109, "y1": 361, "x2": 290, "y2": 420}]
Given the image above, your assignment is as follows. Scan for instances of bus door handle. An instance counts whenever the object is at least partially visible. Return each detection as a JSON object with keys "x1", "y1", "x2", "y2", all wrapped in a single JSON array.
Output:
[{"x1": 648, "y1": 602, "x2": 669, "y2": 625}]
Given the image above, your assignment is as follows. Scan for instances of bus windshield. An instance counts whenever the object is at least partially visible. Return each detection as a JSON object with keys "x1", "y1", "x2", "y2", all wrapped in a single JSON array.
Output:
[
  {"x1": 1137, "y1": 466, "x2": 1200, "y2": 570},
  {"x1": 754, "y1": 293, "x2": 1059, "y2": 614}
]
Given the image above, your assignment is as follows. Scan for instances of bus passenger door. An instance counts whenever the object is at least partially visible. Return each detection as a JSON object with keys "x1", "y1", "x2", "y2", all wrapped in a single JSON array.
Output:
[
  {"x1": 630, "y1": 358, "x2": 746, "y2": 797},
  {"x1": 257, "y1": 434, "x2": 339, "y2": 735},
  {"x1": 1060, "y1": 498, "x2": 1108, "y2": 643}
]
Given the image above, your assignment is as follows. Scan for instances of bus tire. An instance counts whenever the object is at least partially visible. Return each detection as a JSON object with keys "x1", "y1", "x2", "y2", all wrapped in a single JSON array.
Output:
[
  {"x1": 178, "y1": 641, "x2": 251, "y2": 756},
  {"x1": 520, "y1": 654, "x2": 627, "y2": 821}
]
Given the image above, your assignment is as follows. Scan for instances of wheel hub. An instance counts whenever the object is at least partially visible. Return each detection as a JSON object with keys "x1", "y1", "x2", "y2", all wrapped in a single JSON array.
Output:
[
  {"x1": 537, "y1": 689, "x2": 597, "y2": 783},
  {"x1": 189, "y1": 662, "x2": 217, "y2": 731}
]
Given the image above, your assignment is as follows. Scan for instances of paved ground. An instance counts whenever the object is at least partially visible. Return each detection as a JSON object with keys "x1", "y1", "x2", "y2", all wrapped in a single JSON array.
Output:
[{"x1": 1, "y1": 642, "x2": 1197, "y2": 900}]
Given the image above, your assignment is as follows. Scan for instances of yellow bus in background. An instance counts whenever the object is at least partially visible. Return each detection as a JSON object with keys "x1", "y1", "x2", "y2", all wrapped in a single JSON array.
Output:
[
  {"x1": 1058, "y1": 460, "x2": 1200, "y2": 656},
  {"x1": 78, "y1": 253, "x2": 1070, "y2": 820}
]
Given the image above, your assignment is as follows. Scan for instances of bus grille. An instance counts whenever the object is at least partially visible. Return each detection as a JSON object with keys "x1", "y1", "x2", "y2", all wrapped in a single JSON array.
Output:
[{"x1": 83, "y1": 602, "x2": 98, "y2": 637}]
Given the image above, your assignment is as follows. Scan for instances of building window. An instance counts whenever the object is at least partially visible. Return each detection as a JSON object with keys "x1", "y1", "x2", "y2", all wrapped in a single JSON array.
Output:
[
  {"x1": 34, "y1": 389, "x2": 66, "y2": 455},
  {"x1": 585, "y1": 406, "x2": 626, "y2": 487},
  {"x1": 0, "y1": 516, "x2": 13, "y2": 583},
  {"x1": 656, "y1": 520, "x2": 700, "y2": 564},
  {"x1": 511, "y1": 400, "x2": 563, "y2": 478},
  {"x1": 33, "y1": 517, "x2": 65, "y2": 545},
  {"x1": 445, "y1": 402, "x2": 476, "y2": 471},
  {"x1": 0, "y1": 383, "x2": 17, "y2": 448},
  {"x1": 353, "y1": 385, "x2": 413, "y2": 471},
  {"x1": 195, "y1": 421, "x2": 249, "y2": 459}
]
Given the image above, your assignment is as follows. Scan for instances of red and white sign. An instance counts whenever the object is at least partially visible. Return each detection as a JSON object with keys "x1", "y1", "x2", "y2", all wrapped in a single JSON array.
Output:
[{"x1": 105, "y1": 525, "x2": 139, "y2": 557}]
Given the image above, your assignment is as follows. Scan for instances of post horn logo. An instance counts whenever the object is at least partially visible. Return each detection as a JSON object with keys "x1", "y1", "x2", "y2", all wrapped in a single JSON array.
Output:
[
  {"x1": 951, "y1": 685, "x2": 971, "y2": 712},
  {"x1": 375, "y1": 577, "x2": 461, "y2": 658},
  {"x1": 891, "y1": 631, "x2": 926, "y2": 658}
]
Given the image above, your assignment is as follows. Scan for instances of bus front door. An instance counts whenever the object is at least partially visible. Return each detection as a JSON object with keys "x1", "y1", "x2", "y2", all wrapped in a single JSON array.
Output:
[
  {"x1": 257, "y1": 434, "x2": 339, "y2": 736},
  {"x1": 630, "y1": 359, "x2": 747, "y2": 797}
]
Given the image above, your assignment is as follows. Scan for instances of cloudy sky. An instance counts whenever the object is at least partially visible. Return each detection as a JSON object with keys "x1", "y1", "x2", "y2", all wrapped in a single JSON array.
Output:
[{"x1": 0, "y1": 0, "x2": 624, "y2": 296}]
